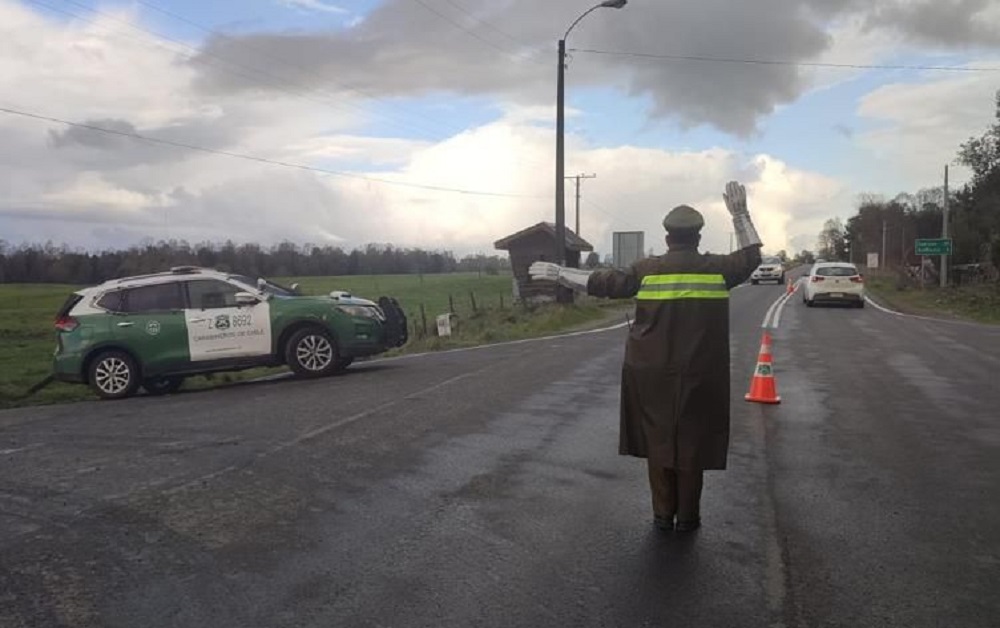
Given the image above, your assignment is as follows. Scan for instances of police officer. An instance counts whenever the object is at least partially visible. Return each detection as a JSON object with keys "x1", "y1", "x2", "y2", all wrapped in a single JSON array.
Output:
[{"x1": 529, "y1": 181, "x2": 762, "y2": 532}]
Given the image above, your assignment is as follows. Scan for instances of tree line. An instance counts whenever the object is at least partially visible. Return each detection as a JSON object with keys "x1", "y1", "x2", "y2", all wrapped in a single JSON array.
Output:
[
  {"x1": 809, "y1": 90, "x2": 1000, "y2": 280},
  {"x1": 0, "y1": 239, "x2": 512, "y2": 284}
]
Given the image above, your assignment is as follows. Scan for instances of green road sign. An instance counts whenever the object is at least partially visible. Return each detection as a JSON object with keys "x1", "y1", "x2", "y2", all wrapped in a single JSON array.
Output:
[{"x1": 915, "y1": 238, "x2": 953, "y2": 256}]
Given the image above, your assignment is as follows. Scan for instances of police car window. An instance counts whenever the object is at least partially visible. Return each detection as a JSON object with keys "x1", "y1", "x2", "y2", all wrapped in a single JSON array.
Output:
[
  {"x1": 96, "y1": 290, "x2": 124, "y2": 312},
  {"x1": 186, "y1": 280, "x2": 241, "y2": 309},
  {"x1": 122, "y1": 283, "x2": 184, "y2": 313}
]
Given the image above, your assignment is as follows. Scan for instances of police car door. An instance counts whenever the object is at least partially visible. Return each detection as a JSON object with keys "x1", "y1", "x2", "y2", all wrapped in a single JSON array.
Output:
[
  {"x1": 183, "y1": 279, "x2": 272, "y2": 362},
  {"x1": 113, "y1": 282, "x2": 190, "y2": 375}
]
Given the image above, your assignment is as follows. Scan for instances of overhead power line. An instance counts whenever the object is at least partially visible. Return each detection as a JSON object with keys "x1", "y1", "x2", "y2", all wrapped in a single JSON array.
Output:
[
  {"x1": 409, "y1": 0, "x2": 541, "y2": 63},
  {"x1": 569, "y1": 48, "x2": 1000, "y2": 72},
  {"x1": 410, "y1": 0, "x2": 514, "y2": 55},
  {"x1": 133, "y1": 0, "x2": 467, "y2": 141},
  {"x1": 27, "y1": 0, "x2": 458, "y2": 142},
  {"x1": 438, "y1": 0, "x2": 530, "y2": 47},
  {"x1": 0, "y1": 105, "x2": 542, "y2": 199}
]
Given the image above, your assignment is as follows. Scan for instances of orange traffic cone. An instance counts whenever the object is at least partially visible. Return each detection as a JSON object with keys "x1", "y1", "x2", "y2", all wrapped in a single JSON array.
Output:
[
  {"x1": 745, "y1": 331, "x2": 781, "y2": 404},
  {"x1": 786, "y1": 276, "x2": 795, "y2": 295}
]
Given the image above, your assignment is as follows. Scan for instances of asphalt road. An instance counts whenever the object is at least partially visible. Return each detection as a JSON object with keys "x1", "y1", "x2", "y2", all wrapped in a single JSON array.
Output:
[{"x1": 2, "y1": 279, "x2": 998, "y2": 628}]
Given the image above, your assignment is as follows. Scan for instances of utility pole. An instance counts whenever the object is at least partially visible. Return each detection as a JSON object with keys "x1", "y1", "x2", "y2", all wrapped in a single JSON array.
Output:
[
  {"x1": 882, "y1": 219, "x2": 887, "y2": 270},
  {"x1": 565, "y1": 173, "x2": 596, "y2": 238},
  {"x1": 554, "y1": 1, "x2": 627, "y2": 303},
  {"x1": 555, "y1": 38, "x2": 567, "y2": 267},
  {"x1": 941, "y1": 165, "x2": 950, "y2": 288}
]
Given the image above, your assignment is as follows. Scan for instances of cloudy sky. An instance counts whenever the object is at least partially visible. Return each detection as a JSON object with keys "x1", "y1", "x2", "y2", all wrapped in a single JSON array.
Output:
[{"x1": 1, "y1": 0, "x2": 999, "y2": 257}]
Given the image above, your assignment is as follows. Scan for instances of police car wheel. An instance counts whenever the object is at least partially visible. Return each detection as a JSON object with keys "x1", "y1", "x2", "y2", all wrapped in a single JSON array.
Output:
[
  {"x1": 88, "y1": 351, "x2": 140, "y2": 400},
  {"x1": 286, "y1": 328, "x2": 339, "y2": 377},
  {"x1": 143, "y1": 376, "x2": 184, "y2": 396}
]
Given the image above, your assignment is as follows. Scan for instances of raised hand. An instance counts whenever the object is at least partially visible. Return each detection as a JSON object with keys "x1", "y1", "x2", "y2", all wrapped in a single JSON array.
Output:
[
  {"x1": 723, "y1": 181, "x2": 748, "y2": 216},
  {"x1": 724, "y1": 181, "x2": 762, "y2": 248}
]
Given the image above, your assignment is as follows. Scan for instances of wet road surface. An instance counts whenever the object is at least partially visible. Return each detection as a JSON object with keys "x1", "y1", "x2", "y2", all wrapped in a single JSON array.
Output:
[{"x1": 2, "y1": 280, "x2": 998, "y2": 627}]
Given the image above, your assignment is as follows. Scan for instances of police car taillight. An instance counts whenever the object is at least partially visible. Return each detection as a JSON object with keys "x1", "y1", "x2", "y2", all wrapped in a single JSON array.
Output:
[{"x1": 54, "y1": 316, "x2": 79, "y2": 332}]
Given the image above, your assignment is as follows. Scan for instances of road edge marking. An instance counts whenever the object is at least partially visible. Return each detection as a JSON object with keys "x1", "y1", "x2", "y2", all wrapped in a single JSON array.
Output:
[
  {"x1": 372, "y1": 320, "x2": 630, "y2": 363},
  {"x1": 771, "y1": 279, "x2": 801, "y2": 329},
  {"x1": 864, "y1": 295, "x2": 997, "y2": 328},
  {"x1": 762, "y1": 282, "x2": 798, "y2": 330},
  {"x1": 246, "y1": 319, "x2": 632, "y2": 384}
]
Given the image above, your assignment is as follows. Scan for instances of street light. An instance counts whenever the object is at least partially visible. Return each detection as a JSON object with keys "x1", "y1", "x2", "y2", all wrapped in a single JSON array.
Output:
[{"x1": 555, "y1": 0, "x2": 627, "y2": 280}]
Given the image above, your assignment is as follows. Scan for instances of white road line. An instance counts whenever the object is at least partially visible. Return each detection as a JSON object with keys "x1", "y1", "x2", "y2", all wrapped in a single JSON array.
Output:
[
  {"x1": 760, "y1": 278, "x2": 801, "y2": 329},
  {"x1": 761, "y1": 294, "x2": 783, "y2": 329},
  {"x1": 375, "y1": 320, "x2": 630, "y2": 363},
  {"x1": 163, "y1": 370, "x2": 485, "y2": 495},
  {"x1": 864, "y1": 295, "x2": 994, "y2": 328},
  {"x1": 248, "y1": 319, "x2": 632, "y2": 384},
  {"x1": 761, "y1": 293, "x2": 792, "y2": 329},
  {"x1": 0, "y1": 443, "x2": 44, "y2": 456},
  {"x1": 864, "y1": 296, "x2": 899, "y2": 316},
  {"x1": 771, "y1": 293, "x2": 793, "y2": 329},
  {"x1": 772, "y1": 279, "x2": 802, "y2": 329}
]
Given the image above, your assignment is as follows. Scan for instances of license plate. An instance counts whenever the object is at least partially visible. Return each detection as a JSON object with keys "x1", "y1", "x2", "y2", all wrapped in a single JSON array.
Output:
[{"x1": 830, "y1": 292, "x2": 844, "y2": 298}]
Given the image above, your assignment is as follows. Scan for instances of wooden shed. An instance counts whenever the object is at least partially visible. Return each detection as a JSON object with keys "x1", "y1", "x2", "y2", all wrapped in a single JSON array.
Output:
[{"x1": 494, "y1": 222, "x2": 593, "y2": 302}]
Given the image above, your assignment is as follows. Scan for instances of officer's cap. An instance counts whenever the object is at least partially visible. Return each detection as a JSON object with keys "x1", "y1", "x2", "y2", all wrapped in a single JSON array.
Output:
[{"x1": 662, "y1": 205, "x2": 704, "y2": 232}]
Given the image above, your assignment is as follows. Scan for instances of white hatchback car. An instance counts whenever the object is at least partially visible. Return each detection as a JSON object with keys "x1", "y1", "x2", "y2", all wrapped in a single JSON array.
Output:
[{"x1": 803, "y1": 262, "x2": 865, "y2": 308}]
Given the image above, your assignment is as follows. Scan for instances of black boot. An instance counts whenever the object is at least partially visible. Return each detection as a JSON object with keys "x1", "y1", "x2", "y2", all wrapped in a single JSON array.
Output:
[{"x1": 675, "y1": 517, "x2": 701, "y2": 532}]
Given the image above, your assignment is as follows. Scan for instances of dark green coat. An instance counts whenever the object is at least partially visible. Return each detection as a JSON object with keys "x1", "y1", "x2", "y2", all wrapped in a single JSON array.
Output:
[{"x1": 588, "y1": 244, "x2": 761, "y2": 470}]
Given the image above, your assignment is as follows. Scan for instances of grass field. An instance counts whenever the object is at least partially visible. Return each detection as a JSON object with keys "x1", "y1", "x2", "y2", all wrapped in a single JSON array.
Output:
[
  {"x1": 280, "y1": 272, "x2": 516, "y2": 328},
  {"x1": 0, "y1": 273, "x2": 620, "y2": 409},
  {"x1": 865, "y1": 273, "x2": 1000, "y2": 324}
]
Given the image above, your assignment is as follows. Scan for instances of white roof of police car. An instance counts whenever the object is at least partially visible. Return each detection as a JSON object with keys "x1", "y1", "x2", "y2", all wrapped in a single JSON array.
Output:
[{"x1": 78, "y1": 268, "x2": 253, "y2": 296}]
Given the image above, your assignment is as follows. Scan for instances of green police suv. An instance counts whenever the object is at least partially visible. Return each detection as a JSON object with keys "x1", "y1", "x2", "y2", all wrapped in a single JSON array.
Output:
[{"x1": 52, "y1": 267, "x2": 408, "y2": 399}]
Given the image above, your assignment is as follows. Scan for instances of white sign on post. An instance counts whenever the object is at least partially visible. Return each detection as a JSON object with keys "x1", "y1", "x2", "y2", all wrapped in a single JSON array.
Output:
[
  {"x1": 867, "y1": 253, "x2": 879, "y2": 269},
  {"x1": 436, "y1": 313, "x2": 453, "y2": 337}
]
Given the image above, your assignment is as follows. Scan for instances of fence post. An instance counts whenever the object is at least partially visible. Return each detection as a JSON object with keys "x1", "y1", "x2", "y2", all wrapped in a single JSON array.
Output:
[
  {"x1": 420, "y1": 303, "x2": 428, "y2": 337},
  {"x1": 500, "y1": 295, "x2": 504, "y2": 310},
  {"x1": 449, "y1": 294, "x2": 455, "y2": 314},
  {"x1": 469, "y1": 291, "x2": 478, "y2": 313}
]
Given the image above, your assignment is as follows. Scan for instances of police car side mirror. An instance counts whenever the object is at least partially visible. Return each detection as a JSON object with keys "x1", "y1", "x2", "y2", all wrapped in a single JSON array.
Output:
[{"x1": 235, "y1": 292, "x2": 259, "y2": 306}]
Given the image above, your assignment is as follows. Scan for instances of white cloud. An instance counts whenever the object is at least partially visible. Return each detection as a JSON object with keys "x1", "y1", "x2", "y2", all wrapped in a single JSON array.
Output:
[
  {"x1": 277, "y1": 0, "x2": 347, "y2": 15},
  {"x1": 41, "y1": 171, "x2": 167, "y2": 211},
  {"x1": 1, "y1": 0, "x2": 985, "y2": 261},
  {"x1": 288, "y1": 134, "x2": 431, "y2": 166},
  {"x1": 333, "y1": 119, "x2": 847, "y2": 257},
  {"x1": 802, "y1": 14, "x2": 903, "y2": 93},
  {"x1": 856, "y1": 61, "x2": 1000, "y2": 187}
]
